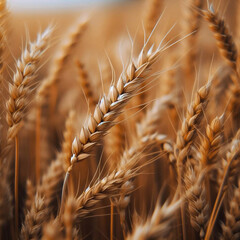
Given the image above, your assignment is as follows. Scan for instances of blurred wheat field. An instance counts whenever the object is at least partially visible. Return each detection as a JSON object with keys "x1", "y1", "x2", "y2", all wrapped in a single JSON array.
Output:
[{"x1": 1, "y1": 0, "x2": 240, "y2": 239}]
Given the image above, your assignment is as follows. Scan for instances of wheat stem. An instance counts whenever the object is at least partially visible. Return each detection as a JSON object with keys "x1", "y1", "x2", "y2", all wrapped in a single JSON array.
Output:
[
  {"x1": 14, "y1": 135, "x2": 19, "y2": 234},
  {"x1": 35, "y1": 106, "x2": 41, "y2": 183}
]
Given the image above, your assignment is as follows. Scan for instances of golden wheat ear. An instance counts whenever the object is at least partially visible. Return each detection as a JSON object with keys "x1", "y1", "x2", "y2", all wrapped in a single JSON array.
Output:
[
  {"x1": 76, "y1": 60, "x2": 97, "y2": 111},
  {"x1": 6, "y1": 26, "x2": 53, "y2": 142},
  {"x1": 220, "y1": 178, "x2": 240, "y2": 240},
  {"x1": 174, "y1": 82, "x2": 211, "y2": 240},
  {"x1": 203, "y1": 4, "x2": 238, "y2": 72},
  {"x1": 5, "y1": 26, "x2": 53, "y2": 234},
  {"x1": 36, "y1": 17, "x2": 88, "y2": 106},
  {"x1": 205, "y1": 129, "x2": 240, "y2": 240},
  {"x1": 21, "y1": 157, "x2": 64, "y2": 239},
  {"x1": 68, "y1": 44, "x2": 163, "y2": 172},
  {"x1": 185, "y1": 167, "x2": 209, "y2": 239}
]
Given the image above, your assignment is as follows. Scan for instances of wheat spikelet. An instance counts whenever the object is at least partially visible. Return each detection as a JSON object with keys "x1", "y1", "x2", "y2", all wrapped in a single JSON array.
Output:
[
  {"x1": 127, "y1": 199, "x2": 181, "y2": 240},
  {"x1": 6, "y1": 26, "x2": 53, "y2": 141},
  {"x1": 199, "y1": 115, "x2": 224, "y2": 167},
  {"x1": 36, "y1": 18, "x2": 88, "y2": 105},
  {"x1": 203, "y1": 4, "x2": 238, "y2": 71}
]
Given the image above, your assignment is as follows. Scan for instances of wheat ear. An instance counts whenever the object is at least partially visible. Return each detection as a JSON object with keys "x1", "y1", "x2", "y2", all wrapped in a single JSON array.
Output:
[
  {"x1": 205, "y1": 130, "x2": 240, "y2": 240},
  {"x1": 36, "y1": 18, "x2": 88, "y2": 106},
  {"x1": 67, "y1": 44, "x2": 163, "y2": 174},
  {"x1": 127, "y1": 199, "x2": 182, "y2": 240},
  {"x1": 64, "y1": 133, "x2": 165, "y2": 222},
  {"x1": 175, "y1": 82, "x2": 210, "y2": 240},
  {"x1": 6, "y1": 26, "x2": 53, "y2": 141},
  {"x1": 203, "y1": 4, "x2": 238, "y2": 72},
  {"x1": 220, "y1": 178, "x2": 240, "y2": 240},
  {"x1": 42, "y1": 219, "x2": 64, "y2": 240},
  {"x1": 76, "y1": 60, "x2": 97, "y2": 110},
  {"x1": 20, "y1": 158, "x2": 64, "y2": 239},
  {"x1": 186, "y1": 167, "x2": 209, "y2": 239},
  {"x1": 20, "y1": 194, "x2": 48, "y2": 239},
  {"x1": 5, "y1": 26, "x2": 52, "y2": 233}
]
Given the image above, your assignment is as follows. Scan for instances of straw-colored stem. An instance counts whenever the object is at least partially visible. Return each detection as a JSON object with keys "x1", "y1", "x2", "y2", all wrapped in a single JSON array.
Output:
[
  {"x1": 110, "y1": 201, "x2": 114, "y2": 240},
  {"x1": 14, "y1": 135, "x2": 19, "y2": 234},
  {"x1": 35, "y1": 106, "x2": 41, "y2": 183}
]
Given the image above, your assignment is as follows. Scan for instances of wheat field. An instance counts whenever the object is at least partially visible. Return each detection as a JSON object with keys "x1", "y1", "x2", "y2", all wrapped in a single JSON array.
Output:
[{"x1": 0, "y1": 0, "x2": 240, "y2": 239}]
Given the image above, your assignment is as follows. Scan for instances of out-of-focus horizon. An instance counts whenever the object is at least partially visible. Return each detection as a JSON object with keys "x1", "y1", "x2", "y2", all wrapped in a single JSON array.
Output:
[{"x1": 8, "y1": 0, "x2": 126, "y2": 11}]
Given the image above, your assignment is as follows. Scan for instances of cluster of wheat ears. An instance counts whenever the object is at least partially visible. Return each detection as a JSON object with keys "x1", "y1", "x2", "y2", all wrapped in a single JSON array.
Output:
[{"x1": 1, "y1": 0, "x2": 240, "y2": 239}]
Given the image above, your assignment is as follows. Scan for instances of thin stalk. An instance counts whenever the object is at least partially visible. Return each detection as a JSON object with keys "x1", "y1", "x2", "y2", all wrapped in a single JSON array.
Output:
[
  {"x1": 35, "y1": 106, "x2": 41, "y2": 183},
  {"x1": 50, "y1": 83, "x2": 57, "y2": 122},
  {"x1": 110, "y1": 202, "x2": 114, "y2": 240},
  {"x1": 14, "y1": 136, "x2": 19, "y2": 234}
]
